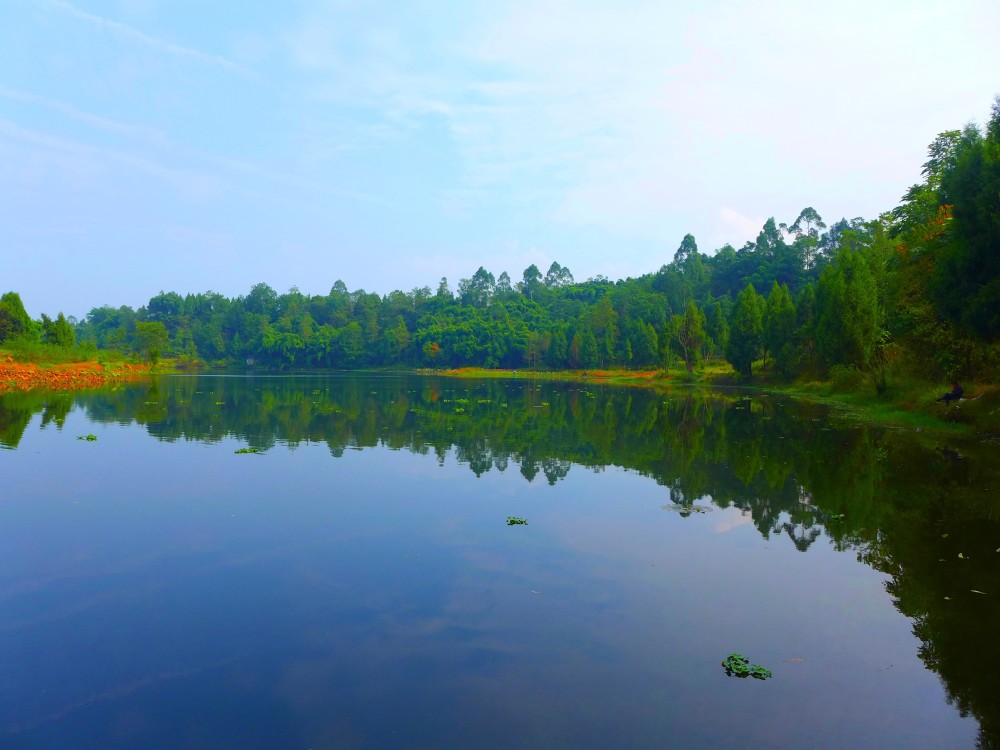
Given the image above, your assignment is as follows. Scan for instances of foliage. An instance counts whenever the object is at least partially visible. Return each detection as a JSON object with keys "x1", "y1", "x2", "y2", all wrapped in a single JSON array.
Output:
[
  {"x1": 0, "y1": 292, "x2": 34, "y2": 343},
  {"x1": 134, "y1": 321, "x2": 169, "y2": 365},
  {"x1": 721, "y1": 653, "x2": 772, "y2": 680},
  {"x1": 726, "y1": 284, "x2": 764, "y2": 379},
  {"x1": 77, "y1": 434, "x2": 98, "y2": 441},
  {"x1": 668, "y1": 300, "x2": 707, "y2": 374},
  {"x1": 506, "y1": 516, "x2": 528, "y2": 525},
  {"x1": 5, "y1": 98, "x2": 998, "y2": 387}
]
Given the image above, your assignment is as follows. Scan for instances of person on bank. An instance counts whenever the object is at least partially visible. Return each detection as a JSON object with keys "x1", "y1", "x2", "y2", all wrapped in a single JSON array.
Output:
[{"x1": 936, "y1": 381, "x2": 964, "y2": 404}]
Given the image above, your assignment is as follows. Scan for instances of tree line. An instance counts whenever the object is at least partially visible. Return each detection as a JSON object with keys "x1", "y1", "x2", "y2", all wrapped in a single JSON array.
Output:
[{"x1": 2, "y1": 97, "x2": 998, "y2": 382}]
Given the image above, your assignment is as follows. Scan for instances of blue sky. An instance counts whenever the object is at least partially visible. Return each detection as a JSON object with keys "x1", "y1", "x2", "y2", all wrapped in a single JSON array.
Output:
[{"x1": 2, "y1": 0, "x2": 998, "y2": 318}]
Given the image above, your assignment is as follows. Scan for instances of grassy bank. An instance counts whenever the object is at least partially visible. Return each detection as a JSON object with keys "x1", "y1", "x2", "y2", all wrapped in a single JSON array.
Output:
[
  {"x1": 757, "y1": 378, "x2": 1000, "y2": 438},
  {"x1": 425, "y1": 363, "x2": 1000, "y2": 439},
  {"x1": 0, "y1": 343, "x2": 150, "y2": 393}
]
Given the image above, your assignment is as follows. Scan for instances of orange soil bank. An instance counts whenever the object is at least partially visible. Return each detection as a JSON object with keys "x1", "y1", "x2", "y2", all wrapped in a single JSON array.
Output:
[{"x1": 0, "y1": 358, "x2": 149, "y2": 393}]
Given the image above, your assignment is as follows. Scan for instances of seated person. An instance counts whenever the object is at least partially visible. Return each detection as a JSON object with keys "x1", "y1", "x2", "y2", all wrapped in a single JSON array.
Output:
[{"x1": 936, "y1": 381, "x2": 964, "y2": 404}]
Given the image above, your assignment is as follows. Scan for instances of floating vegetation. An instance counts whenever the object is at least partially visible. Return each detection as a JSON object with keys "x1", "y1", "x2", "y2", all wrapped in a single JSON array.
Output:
[
  {"x1": 215, "y1": 401, "x2": 225, "y2": 405},
  {"x1": 234, "y1": 447, "x2": 261, "y2": 454},
  {"x1": 828, "y1": 513, "x2": 846, "y2": 520},
  {"x1": 722, "y1": 653, "x2": 772, "y2": 680},
  {"x1": 76, "y1": 434, "x2": 98, "y2": 441},
  {"x1": 506, "y1": 516, "x2": 528, "y2": 525},
  {"x1": 143, "y1": 401, "x2": 158, "y2": 405},
  {"x1": 661, "y1": 502, "x2": 712, "y2": 515}
]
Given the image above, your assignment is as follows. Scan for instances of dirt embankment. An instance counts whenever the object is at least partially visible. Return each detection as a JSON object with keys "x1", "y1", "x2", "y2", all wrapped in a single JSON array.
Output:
[{"x1": 0, "y1": 357, "x2": 149, "y2": 393}]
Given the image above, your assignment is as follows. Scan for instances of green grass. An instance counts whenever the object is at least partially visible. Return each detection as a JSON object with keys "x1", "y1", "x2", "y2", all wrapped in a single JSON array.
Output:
[
  {"x1": 705, "y1": 361, "x2": 1000, "y2": 438},
  {"x1": 1, "y1": 339, "x2": 129, "y2": 365},
  {"x1": 424, "y1": 359, "x2": 1000, "y2": 437}
]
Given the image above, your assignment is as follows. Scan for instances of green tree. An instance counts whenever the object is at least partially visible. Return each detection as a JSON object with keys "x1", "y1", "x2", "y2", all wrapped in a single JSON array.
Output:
[
  {"x1": 932, "y1": 97, "x2": 1000, "y2": 338},
  {"x1": 134, "y1": 321, "x2": 169, "y2": 365},
  {"x1": 519, "y1": 264, "x2": 543, "y2": 300},
  {"x1": 669, "y1": 300, "x2": 707, "y2": 374},
  {"x1": 704, "y1": 299, "x2": 730, "y2": 358},
  {"x1": 0, "y1": 292, "x2": 33, "y2": 343},
  {"x1": 764, "y1": 283, "x2": 796, "y2": 377},
  {"x1": 726, "y1": 284, "x2": 764, "y2": 378},
  {"x1": 40, "y1": 312, "x2": 76, "y2": 348},
  {"x1": 815, "y1": 248, "x2": 880, "y2": 370}
]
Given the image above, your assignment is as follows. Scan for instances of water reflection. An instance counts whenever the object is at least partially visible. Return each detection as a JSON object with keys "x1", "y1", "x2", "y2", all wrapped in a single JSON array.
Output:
[{"x1": 2, "y1": 374, "x2": 998, "y2": 748}]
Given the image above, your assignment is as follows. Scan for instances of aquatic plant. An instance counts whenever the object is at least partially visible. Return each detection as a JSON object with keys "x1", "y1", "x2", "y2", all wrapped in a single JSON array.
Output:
[
  {"x1": 506, "y1": 516, "x2": 528, "y2": 525},
  {"x1": 722, "y1": 653, "x2": 772, "y2": 680},
  {"x1": 76, "y1": 434, "x2": 98, "y2": 441},
  {"x1": 234, "y1": 447, "x2": 261, "y2": 454},
  {"x1": 661, "y1": 502, "x2": 712, "y2": 515}
]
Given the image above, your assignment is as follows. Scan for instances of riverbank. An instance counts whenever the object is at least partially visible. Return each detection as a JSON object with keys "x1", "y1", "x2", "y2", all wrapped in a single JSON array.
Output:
[
  {"x1": 420, "y1": 366, "x2": 668, "y2": 385},
  {"x1": 0, "y1": 357, "x2": 149, "y2": 393},
  {"x1": 425, "y1": 364, "x2": 1000, "y2": 440},
  {"x1": 757, "y1": 379, "x2": 1000, "y2": 440}
]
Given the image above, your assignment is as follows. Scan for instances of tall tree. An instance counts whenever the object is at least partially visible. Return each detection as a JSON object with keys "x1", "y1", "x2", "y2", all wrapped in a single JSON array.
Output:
[
  {"x1": 764, "y1": 283, "x2": 796, "y2": 378},
  {"x1": 134, "y1": 321, "x2": 169, "y2": 365},
  {"x1": 519, "y1": 264, "x2": 543, "y2": 300},
  {"x1": 726, "y1": 284, "x2": 764, "y2": 379},
  {"x1": 815, "y1": 248, "x2": 880, "y2": 370},
  {"x1": 41, "y1": 312, "x2": 76, "y2": 348},
  {"x1": 933, "y1": 97, "x2": 1000, "y2": 338},
  {"x1": 669, "y1": 300, "x2": 707, "y2": 374},
  {"x1": 0, "y1": 292, "x2": 33, "y2": 343}
]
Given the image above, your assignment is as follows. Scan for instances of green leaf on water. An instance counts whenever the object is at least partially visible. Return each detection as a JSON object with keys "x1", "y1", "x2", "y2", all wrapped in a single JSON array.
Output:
[
  {"x1": 722, "y1": 653, "x2": 771, "y2": 680},
  {"x1": 506, "y1": 516, "x2": 528, "y2": 526},
  {"x1": 944, "y1": 596, "x2": 952, "y2": 600},
  {"x1": 958, "y1": 553, "x2": 966, "y2": 559}
]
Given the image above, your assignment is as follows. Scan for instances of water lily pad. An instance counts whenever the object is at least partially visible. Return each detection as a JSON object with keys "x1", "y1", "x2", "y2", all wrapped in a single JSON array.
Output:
[
  {"x1": 661, "y1": 503, "x2": 713, "y2": 514},
  {"x1": 722, "y1": 653, "x2": 771, "y2": 680}
]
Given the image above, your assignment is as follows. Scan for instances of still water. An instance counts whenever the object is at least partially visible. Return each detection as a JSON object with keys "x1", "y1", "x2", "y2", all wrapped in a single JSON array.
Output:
[{"x1": 1, "y1": 374, "x2": 998, "y2": 749}]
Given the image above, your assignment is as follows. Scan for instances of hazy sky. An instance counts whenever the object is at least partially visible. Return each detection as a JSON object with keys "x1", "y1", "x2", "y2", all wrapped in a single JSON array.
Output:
[{"x1": 2, "y1": 0, "x2": 998, "y2": 318}]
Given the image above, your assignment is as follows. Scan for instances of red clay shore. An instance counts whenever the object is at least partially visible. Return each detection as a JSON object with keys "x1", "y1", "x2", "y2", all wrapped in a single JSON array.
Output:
[{"x1": 0, "y1": 357, "x2": 149, "y2": 393}]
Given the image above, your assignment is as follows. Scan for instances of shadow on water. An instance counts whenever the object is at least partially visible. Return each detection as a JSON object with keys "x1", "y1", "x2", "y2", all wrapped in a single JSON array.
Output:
[{"x1": 2, "y1": 373, "x2": 999, "y2": 747}]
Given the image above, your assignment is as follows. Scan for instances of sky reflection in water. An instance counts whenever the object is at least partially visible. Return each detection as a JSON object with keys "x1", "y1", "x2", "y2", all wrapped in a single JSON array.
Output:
[{"x1": 0, "y1": 374, "x2": 997, "y2": 749}]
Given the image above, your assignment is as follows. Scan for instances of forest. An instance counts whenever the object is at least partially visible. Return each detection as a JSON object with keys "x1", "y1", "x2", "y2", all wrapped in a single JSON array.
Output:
[{"x1": 2, "y1": 98, "x2": 998, "y2": 385}]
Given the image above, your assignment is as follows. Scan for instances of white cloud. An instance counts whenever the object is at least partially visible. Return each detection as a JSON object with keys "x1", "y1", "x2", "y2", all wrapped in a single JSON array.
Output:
[
  {"x1": 716, "y1": 208, "x2": 767, "y2": 250},
  {"x1": 39, "y1": 0, "x2": 252, "y2": 75},
  {"x1": 284, "y1": 0, "x2": 1000, "y2": 252}
]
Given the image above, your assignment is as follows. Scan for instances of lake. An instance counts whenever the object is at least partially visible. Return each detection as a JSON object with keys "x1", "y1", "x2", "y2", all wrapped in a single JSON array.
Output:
[{"x1": 1, "y1": 374, "x2": 998, "y2": 749}]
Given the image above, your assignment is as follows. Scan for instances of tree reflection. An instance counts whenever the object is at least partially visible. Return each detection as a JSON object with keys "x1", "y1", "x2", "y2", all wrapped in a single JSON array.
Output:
[{"x1": 2, "y1": 375, "x2": 998, "y2": 744}]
